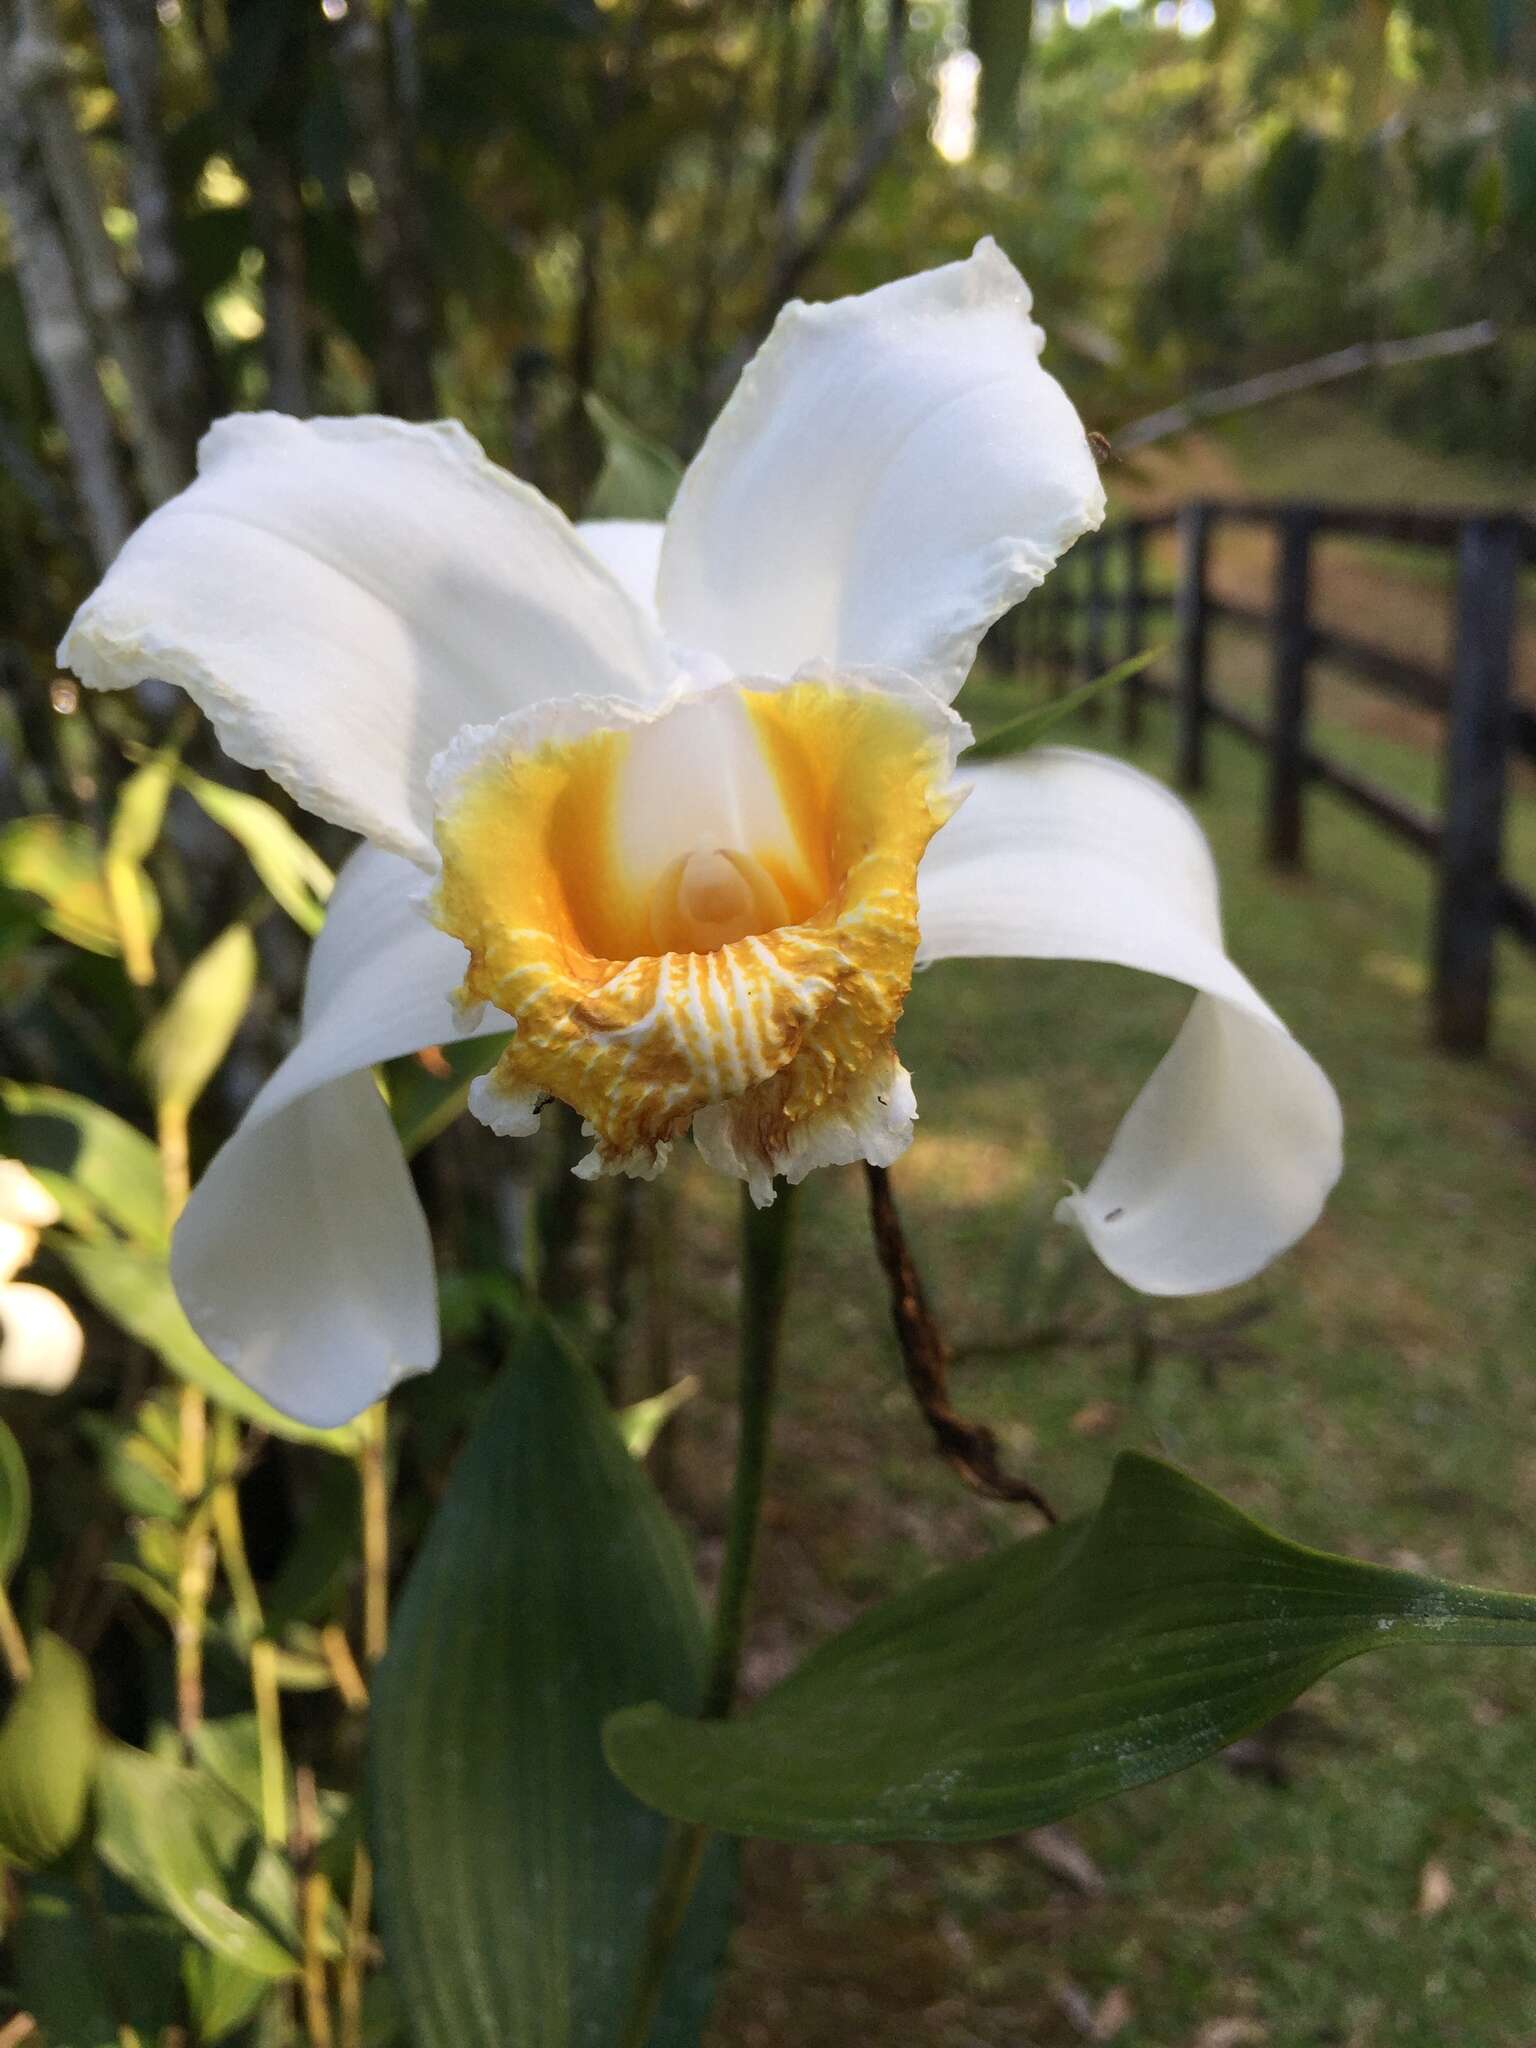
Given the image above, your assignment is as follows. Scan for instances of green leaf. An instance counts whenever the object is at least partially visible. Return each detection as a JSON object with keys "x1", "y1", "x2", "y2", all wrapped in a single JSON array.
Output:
[
  {"x1": 53, "y1": 1237, "x2": 363, "y2": 1453},
  {"x1": 107, "y1": 754, "x2": 177, "y2": 984},
  {"x1": 183, "y1": 1945, "x2": 276, "y2": 2044},
  {"x1": 0, "y1": 1080, "x2": 168, "y2": 1249},
  {"x1": 95, "y1": 1741, "x2": 301, "y2": 1978},
  {"x1": 178, "y1": 769, "x2": 334, "y2": 935},
  {"x1": 0, "y1": 1631, "x2": 98, "y2": 1868},
  {"x1": 369, "y1": 1320, "x2": 735, "y2": 2048},
  {"x1": 583, "y1": 393, "x2": 683, "y2": 522},
  {"x1": 604, "y1": 1453, "x2": 1536, "y2": 1844},
  {"x1": 11, "y1": 1877, "x2": 120, "y2": 2048},
  {"x1": 386, "y1": 1033, "x2": 511, "y2": 1158},
  {"x1": 617, "y1": 1375, "x2": 700, "y2": 1460},
  {"x1": 969, "y1": 0, "x2": 1032, "y2": 151},
  {"x1": 0, "y1": 1416, "x2": 30, "y2": 1584},
  {"x1": 964, "y1": 646, "x2": 1165, "y2": 764},
  {"x1": 0, "y1": 815, "x2": 142, "y2": 957},
  {"x1": 136, "y1": 921, "x2": 258, "y2": 1117}
]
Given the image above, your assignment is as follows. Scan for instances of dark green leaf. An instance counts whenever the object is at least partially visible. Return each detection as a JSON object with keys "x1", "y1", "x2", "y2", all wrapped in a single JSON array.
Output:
[
  {"x1": 369, "y1": 1319, "x2": 735, "y2": 2048},
  {"x1": 964, "y1": 647, "x2": 1164, "y2": 764},
  {"x1": 54, "y1": 1237, "x2": 363, "y2": 1452},
  {"x1": 605, "y1": 1453, "x2": 1536, "y2": 1843},
  {"x1": 95, "y1": 1741, "x2": 301, "y2": 1978},
  {"x1": 0, "y1": 1416, "x2": 29, "y2": 1584},
  {"x1": 387, "y1": 1033, "x2": 510, "y2": 1159},
  {"x1": 0, "y1": 1081, "x2": 167, "y2": 1250},
  {"x1": 970, "y1": 0, "x2": 1032, "y2": 151},
  {"x1": 11, "y1": 1877, "x2": 119, "y2": 2048},
  {"x1": 0, "y1": 1631, "x2": 98, "y2": 1868}
]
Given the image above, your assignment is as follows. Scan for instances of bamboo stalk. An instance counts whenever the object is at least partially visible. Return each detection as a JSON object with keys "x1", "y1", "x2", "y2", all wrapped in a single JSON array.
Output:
[
  {"x1": 7, "y1": 0, "x2": 188, "y2": 502},
  {"x1": 0, "y1": 42, "x2": 132, "y2": 566},
  {"x1": 329, "y1": 1, "x2": 435, "y2": 417},
  {"x1": 87, "y1": 0, "x2": 213, "y2": 472}
]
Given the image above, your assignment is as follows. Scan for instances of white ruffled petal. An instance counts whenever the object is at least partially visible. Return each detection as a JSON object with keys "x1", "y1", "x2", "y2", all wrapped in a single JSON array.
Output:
[
  {"x1": 917, "y1": 749, "x2": 1342, "y2": 1293},
  {"x1": 63, "y1": 416, "x2": 675, "y2": 866},
  {"x1": 658, "y1": 240, "x2": 1105, "y2": 699},
  {"x1": 171, "y1": 843, "x2": 506, "y2": 1426}
]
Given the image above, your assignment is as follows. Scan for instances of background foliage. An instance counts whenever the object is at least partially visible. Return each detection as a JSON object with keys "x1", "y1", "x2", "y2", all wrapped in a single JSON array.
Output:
[{"x1": 1, "y1": 1, "x2": 1535, "y2": 2044}]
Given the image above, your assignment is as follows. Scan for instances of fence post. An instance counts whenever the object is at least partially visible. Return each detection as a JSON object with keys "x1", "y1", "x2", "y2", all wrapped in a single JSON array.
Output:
[
  {"x1": 1119, "y1": 522, "x2": 1147, "y2": 746},
  {"x1": 1082, "y1": 534, "x2": 1107, "y2": 719},
  {"x1": 1264, "y1": 508, "x2": 1315, "y2": 869},
  {"x1": 1174, "y1": 503, "x2": 1211, "y2": 793},
  {"x1": 1432, "y1": 515, "x2": 1519, "y2": 1054}
]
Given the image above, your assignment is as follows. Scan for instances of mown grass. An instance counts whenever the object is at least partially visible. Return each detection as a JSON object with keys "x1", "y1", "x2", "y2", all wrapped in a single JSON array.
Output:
[{"x1": 671, "y1": 676, "x2": 1536, "y2": 2047}]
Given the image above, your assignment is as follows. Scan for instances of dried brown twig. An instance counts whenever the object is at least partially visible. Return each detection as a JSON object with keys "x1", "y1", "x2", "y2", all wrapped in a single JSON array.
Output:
[{"x1": 864, "y1": 1163, "x2": 1057, "y2": 1522}]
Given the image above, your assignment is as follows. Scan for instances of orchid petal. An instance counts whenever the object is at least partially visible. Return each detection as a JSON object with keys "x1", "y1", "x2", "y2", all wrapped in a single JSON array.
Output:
[
  {"x1": 657, "y1": 240, "x2": 1105, "y2": 698},
  {"x1": 917, "y1": 749, "x2": 1342, "y2": 1293},
  {"x1": 577, "y1": 519, "x2": 664, "y2": 617},
  {"x1": 172, "y1": 843, "x2": 504, "y2": 1426},
  {"x1": 62, "y1": 417, "x2": 674, "y2": 867}
]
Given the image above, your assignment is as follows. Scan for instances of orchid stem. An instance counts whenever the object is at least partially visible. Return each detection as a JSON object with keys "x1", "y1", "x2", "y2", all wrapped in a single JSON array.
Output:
[
  {"x1": 358, "y1": 1403, "x2": 389, "y2": 1667},
  {"x1": 617, "y1": 1181, "x2": 798, "y2": 2048}
]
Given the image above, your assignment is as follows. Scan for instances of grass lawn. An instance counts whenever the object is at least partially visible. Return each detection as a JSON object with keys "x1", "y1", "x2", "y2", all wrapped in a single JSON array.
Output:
[{"x1": 647, "y1": 680, "x2": 1536, "y2": 2047}]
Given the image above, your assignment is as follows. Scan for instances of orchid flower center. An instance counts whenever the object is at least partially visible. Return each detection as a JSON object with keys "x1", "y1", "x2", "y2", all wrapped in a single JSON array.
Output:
[
  {"x1": 430, "y1": 677, "x2": 961, "y2": 1195},
  {"x1": 649, "y1": 847, "x2": 789, "y2": 955}
]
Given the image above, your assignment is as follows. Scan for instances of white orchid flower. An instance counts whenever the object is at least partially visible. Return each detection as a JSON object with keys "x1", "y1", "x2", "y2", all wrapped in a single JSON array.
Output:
[
  {"x1": 61, "y1": 242, "x2": 1341, "y2": 1428},
  {"x1": 0, "y1": 1160, "x2": 85, "y2": 1394}
]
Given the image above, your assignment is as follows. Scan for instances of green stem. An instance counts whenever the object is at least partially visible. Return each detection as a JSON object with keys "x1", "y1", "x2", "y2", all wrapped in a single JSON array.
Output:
[{"x1": 616, "y1": 1182, "x2": 798, "y2": 2048}]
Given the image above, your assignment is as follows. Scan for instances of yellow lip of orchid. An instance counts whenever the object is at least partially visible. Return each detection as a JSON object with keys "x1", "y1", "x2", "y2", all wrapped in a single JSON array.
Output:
[{"x1": 430, "y1": 672, "x2": 969, "y2": 1199}]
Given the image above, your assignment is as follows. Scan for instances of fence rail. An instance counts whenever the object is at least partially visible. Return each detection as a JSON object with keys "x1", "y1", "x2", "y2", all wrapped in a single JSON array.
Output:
[{"x1": 995, "y1": 500, "x2": 1535, "y2": 1054}]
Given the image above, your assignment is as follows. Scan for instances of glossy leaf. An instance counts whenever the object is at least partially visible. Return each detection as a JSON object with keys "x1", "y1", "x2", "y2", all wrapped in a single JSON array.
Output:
[
  {"x1": 179, "y1": 768, "x2": 334, "y2": 935},
  {"x1": 0, "y1": 1415, "x2": 29, "y2": 1583},
  {"x1": 605, "y1": 1453, "x2": 1536, "y2": 1843},
  {"x1": 0, "y1": 1631, "x2": 98, "y2": 1868},
  {"x1": 0, "y1": 1080, "x2": 167, "y2": 1249},
  {"x1": 369, "y1": 1320, "x2": 735, "y2": 2048},
  {"x1": 136, "y1": 920, "x2": 258, "y2": 1117},
  {"x1": 95, "y1": 1741, "x2": 302, "y2": 1979},
  {"x1": 54, "y1": 1236, "x2": 363, "y2": 1452}
]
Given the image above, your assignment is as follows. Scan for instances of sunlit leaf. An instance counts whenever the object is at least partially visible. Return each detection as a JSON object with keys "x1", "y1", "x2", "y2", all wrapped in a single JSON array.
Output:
[
  {"x1": 606, "y1": 1454, "x2": 1536, "y2": 1843},
  {"x1": 95, "y1": 1741, "x2": 302, "y2": 1979},
  {"x1": 369, "y1": 1319, "x2": 735, "y2": 2048},
  {"x1": 179, "y1": 769, "x2": 334, "y2": 935},
  {"x1": 0, "y1": 1080, "x2": 168, "y2": 1249},
  {"x1": 0, "y1": 1416, "x2": 29, "y2": 1585},
  {"x1": 54, "y1": 1237, "x2": 364, "y2": 1453},
  {"x1": 617, "y1": 1374, "x2": 700, "y2": 1459},
  {"x1": 0, "y1": 1631, "x2": 98, "y2": 1868},
  {"x1": 136, "y1": 921, "x2": 258, "y2": 1117},
  {"x1": 0, "y1": 815, "x2": 154, "y2": 958},
  {"x1": 107, "y1": 754, "x2": 177, "y2": 985}
]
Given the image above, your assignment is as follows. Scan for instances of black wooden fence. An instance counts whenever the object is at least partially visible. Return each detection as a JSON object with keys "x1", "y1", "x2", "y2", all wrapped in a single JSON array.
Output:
[{"x1": 997, "y1": 501, "x2": 1536, "y2": 1055}]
